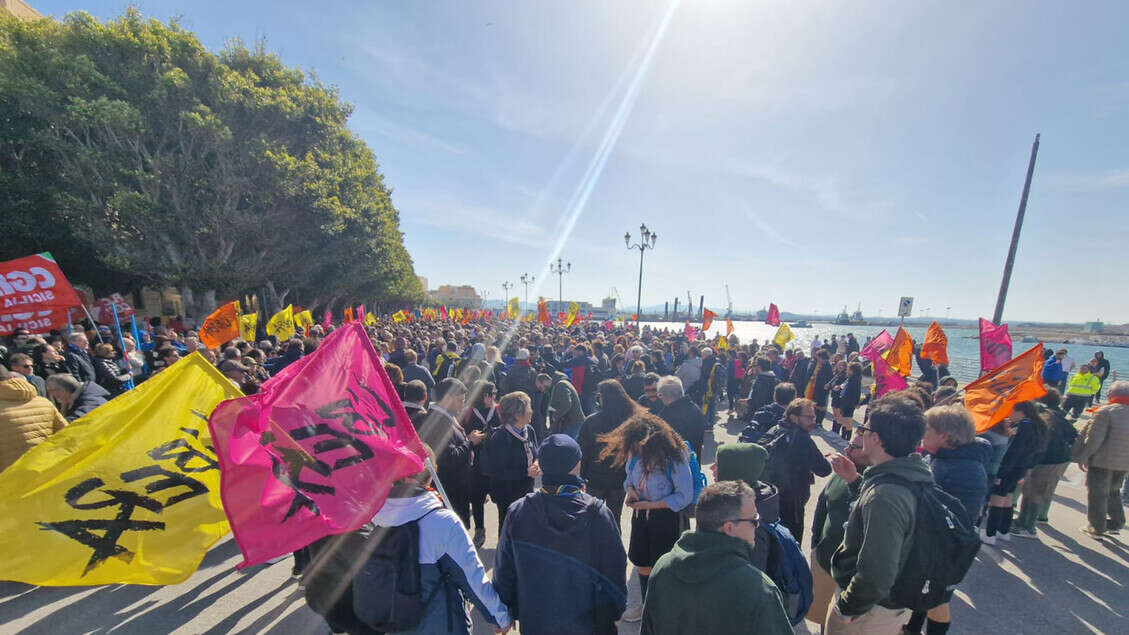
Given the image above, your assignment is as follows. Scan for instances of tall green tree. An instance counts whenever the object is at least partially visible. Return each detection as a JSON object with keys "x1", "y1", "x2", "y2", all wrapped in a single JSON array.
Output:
[{"x1": 0, "y1": 10, "x2": 423, "y2": 313}]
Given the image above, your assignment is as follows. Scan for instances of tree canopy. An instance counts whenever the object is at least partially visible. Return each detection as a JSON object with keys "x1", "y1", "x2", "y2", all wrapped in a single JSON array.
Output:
[{"x1": 0, "y1": 10, "x2": 423, "y2": 312}]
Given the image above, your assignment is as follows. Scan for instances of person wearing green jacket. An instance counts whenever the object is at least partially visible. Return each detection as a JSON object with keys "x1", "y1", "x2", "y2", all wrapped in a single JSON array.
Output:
[
  {"x1": 641, "y1": 480, "x2": 793, "y2": 635},
  {"x1": 807, "y1": 441, "x2": 867, "y2": 624},
  {"x1": 827, "y1": 395, "x2": 930, "y2": 635}
]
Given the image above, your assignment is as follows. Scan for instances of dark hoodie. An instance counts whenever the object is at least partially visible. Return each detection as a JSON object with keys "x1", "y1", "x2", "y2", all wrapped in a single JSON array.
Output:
[
  {"x1": 65, "y1": 381, "x2": 111, "y2": 421},
  {"x1": 926, "y1": 438, "x2": 992, "y2": 520},
  {"x1": 493, "y1": 491, "x2": 626, "y2": 634},
  {"x1": 831, "y1": 454, "x2": 934, "y2": 616},
  {"x1": 641, "y1": 530, "x2": 793, "y2": 635}
]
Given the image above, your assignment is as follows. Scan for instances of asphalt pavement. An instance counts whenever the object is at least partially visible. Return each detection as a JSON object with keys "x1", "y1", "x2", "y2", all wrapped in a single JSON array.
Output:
[{"x1": 2, "y1": 409, "x2": 1126, "y2": 634}]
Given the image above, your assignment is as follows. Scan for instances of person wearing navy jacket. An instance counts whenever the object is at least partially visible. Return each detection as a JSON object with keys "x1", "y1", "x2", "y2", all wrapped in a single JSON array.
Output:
[{"x1": 493, "y1": 434, "x2": 627, "y2": 634}]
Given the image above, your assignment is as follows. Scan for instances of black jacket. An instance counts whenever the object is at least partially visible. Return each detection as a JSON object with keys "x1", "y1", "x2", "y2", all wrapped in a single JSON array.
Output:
[
  {"x1": 621, "y1": 374, "x2": 646, "y2": 400},
  {"x1": 93, "y1": 357, "x2": 132, "y2": 397},
  {"x1": 760, "y1": 422, "x2": 831, "y2": 500},
  {"x1": 64, "y1": 346, "x2": 96, "y2": 383},
  {"x1": 1039, "y1": 406, "x2": 1077, "y2": 465},
  {"x1": 660, "y1": 396, "x2": 709, "y2": 459},
  {"x1": 483, "y1": 426, "x2": 536, "y2": 499},
  {"x1": 419, "y1": 407, "x2": 473, "y2": 496},
  {"x1": 746, "y1": 372, "x2": 778, "y2": 415},
  {"x1": 997, "y1": 418, "x2": 1042, "y2": 481},
  {"x1": 578, "y1": 411, "x2": 629, "y2": 491}
]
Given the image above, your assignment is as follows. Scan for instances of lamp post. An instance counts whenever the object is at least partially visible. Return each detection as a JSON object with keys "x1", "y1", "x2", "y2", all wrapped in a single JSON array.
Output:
[
  {"x1": 625, "y1": 223, "x2": 658, "y2": 323},
  {"x1": 501, "y1": 281, "x2": 513, "y2": 312},
  {"x1": 550, "y1": 258, "x2": 571, "y2": 314},
  {"x1": 520, "y1": 273, "x2": 534, "y2": 311}
]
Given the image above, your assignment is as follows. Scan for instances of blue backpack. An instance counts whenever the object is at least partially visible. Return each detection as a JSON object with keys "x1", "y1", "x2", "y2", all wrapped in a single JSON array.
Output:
[
  {"x1": 762, "y1": 521, "x2": 814, "y2": 626},
  {"x1": 626, "y1": 441, "x2": 708, "y2": 505}
]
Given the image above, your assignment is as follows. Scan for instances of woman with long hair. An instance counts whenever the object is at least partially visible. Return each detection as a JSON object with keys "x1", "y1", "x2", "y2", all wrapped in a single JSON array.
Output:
[
  {"x1": 464, "y1": 381, "x2": 502, "y2": 547},
  {"x1": 598, "y1": 412, "x2": 693, "y2": 623},
  {"x1": 578, "y1": 379, "x2": 643, "y2": 523},
  {"x1": 834, "y1": 362, "x2": 863, "y2": 441},
  {"x1": 982, "y1": 400, "x2": 1049, "y2": 544}
]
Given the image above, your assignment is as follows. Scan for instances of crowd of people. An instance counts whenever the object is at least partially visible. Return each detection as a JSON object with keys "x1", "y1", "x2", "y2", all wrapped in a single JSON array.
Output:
[{"x1": 2, "y1": 313, "x2": 1128, "y2": 634}]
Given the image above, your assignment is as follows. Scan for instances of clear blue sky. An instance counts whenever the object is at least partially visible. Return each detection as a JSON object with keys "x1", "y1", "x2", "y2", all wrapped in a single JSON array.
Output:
[{"x1": 32, "y1": 1, "x2": 1129, "y2": 323}]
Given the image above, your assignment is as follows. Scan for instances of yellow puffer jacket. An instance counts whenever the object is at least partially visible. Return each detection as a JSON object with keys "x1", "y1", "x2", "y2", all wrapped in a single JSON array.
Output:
[{"x1": 0, "y1": 377, "x2": 68, "y2": 473}]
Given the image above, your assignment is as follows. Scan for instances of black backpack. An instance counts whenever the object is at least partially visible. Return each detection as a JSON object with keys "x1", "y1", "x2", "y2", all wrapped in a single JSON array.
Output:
[
  {"x1": 304, "y1": 511, "x2": 446, "y2": 633},
  {"x1": 865, "y1": 474, "x2": 982, "y2": 612},
  {"x1": 759, "y1": 427, "x2": 798, "y2": 490}
]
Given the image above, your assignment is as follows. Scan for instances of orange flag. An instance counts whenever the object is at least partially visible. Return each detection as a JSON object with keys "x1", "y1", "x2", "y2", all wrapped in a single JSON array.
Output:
[
  {"x1": 920, "y1": 321, "x2": 949, "y2": 367},
  {"x1": 199, "y1": 301, "x2": 240, "y2": 348},
  {"x1": 883, "y1": 326, "x2": 914, "y2": 377},
  {"x1": 344, "y1": 307, "x2": 355, "y2": 323},
  {"x1": 726, "y1": 318, "x2": 734, "y2": 336},
  {"x1": 964, "y1": 344, "x2": 1047, "y2": 433},
  {"x1": 702, "y1": 309, "x2": 716, "y2": 331}
]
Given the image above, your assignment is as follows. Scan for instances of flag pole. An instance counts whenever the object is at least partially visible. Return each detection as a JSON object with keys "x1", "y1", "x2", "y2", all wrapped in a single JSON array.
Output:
[
  {"x1": 992, "y1": 134, "x2": 1041, "y2": 325},
  {"x1": 423, "y1": 457, "x2": 451, "y2": 510},
  {"x1": 80, "y1": 304, "x2": 105, "y2": 343}
]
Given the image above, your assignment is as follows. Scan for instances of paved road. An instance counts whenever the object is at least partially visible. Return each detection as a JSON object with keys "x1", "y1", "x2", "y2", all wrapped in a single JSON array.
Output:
[{"x1": 2, "y1": 410, "x2": 1127, "y2": 634}]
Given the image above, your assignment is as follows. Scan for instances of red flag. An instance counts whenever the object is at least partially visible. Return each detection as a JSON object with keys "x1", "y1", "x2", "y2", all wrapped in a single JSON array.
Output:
[
  {"x1": 343, "y1": 307, "x2": 354, "y2": 323},
  {"x1": 208, "y1": 323, "x2": 426, "y2": 568},
  {"x1": 684, "y1": 321, "x2": 697, "y2": 342},
  {"x1": 0, "y1": 252, "x2": 82, "y2": 320},
  {"x1": 356, "y1": 305, "x2": 365, "y2": 322},
  {"x1": 726, "y1": 319, "x2": 734, "y2": 336},
  {"x1": 860, "y1": 329, "x2": 893, "y2": 361},
  {"x1": 321, "y1": 310, "x2": 332, "y2": 330},
  {"x1": 964, "y1": 343, "x2": 1046, "y2": 433},
  {"x1": 587, "y1": 311, "x2": 593, "y2": 321},
  {"x1": 978, "y1": 318, "x2": 1012, "y2": 372},
  {"x1": 702, "y1": 309, "x2": 716, "y2": 331},
  {"x1": 920, "y1": 321, "x2": 949, "y2": 367},
  {"x1": 631, "y1": 314, "x2": 638, "y2": 321},
  {"x1": 557, "y1": 312, "x2": 567, "y2": 324},
  {"x1": 765, "y1": 303, "x2": 781, "y2": 327},
  {"x1": 440, "y1": 305, "x2": 448, "y2": 321}
]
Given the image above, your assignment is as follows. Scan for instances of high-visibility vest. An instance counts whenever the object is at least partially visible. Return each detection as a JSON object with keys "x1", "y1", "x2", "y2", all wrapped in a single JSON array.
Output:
[{"x1": 1066, "y1": 372, "x2": 1101, "y2": 396}]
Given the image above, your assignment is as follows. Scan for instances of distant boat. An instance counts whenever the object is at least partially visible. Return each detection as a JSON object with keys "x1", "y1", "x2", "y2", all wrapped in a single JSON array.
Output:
[
  {"x1": 790, "y1": 320, "x2": 812, "y2": 328},
  {"x1": 834, "y1": 306, "x2": 851, "y2": 325},
  {"x1": 849, "y1": 302, "x2": 868, "y2": 326}
]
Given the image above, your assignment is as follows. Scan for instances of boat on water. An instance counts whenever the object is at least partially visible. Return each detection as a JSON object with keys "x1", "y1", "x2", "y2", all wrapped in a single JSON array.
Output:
[
  {"x1": 850, "y1": 303, "x2": 868, "y2": 326},
  {"x1": 833, "y1": 307, "x2": 851, "y2": 325},
  {"x1": 790, "y1": 320, "x2": 812, "y2": 328}
]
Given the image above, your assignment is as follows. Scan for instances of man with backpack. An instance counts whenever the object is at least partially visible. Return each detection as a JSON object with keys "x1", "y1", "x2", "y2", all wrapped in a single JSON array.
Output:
[
  {"x1": 739, "y1": 382, "x2": 796, "y2": 444},
  {"x1": 303, "y1": 450, "x2": 511, "y2": 635},
  {"x1": 759, "y1": 398, "x2": 831, "y2": 545},
  {"x1": 493, "y1": 434, "x2": 627, "y2": 634},
  {"x1": 827, "y1": 396, "x2": 931, "y2": 634},
  {"x1": 641, "y1": 480, "x2": 794, "y2": 635}
]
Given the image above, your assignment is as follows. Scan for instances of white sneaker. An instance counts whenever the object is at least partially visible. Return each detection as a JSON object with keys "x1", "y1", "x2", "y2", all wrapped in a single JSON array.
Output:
[{"x1": 621, "y1": 604, "x2": 644, "y2": 623}]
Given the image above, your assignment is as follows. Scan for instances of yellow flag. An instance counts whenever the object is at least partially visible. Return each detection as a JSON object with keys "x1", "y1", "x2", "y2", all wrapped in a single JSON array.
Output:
[
  {"x1": 239, "y1": 312, "x2": 258, "y2": 342},
  {"x1": 0, "y1": 354, "x2": 242, "y2": 586},
  {"x1": 773, "y1": 323, "x2": 794, "y2": 348},
  {"x1": 716, "y1": 335, "x2": 729, "y2": 351},
  {"x1": 265, "y1": 304, "x2": 295, "y2": 340},
  {"x1": 294, "y1": 309, "x2": 314, "y2": 331},
  {"x1": 392, "y1": 310, "x2": 406, "y2": 323},
  {"x1": 564, "y1": 301, "x2": 580, "y2": 327},
  {"x1": 507, "y1": 297, "x2": 521, "y2": 320},
  {"x1": 364, "y1": 311, "x2": 377, "y2": 326}
]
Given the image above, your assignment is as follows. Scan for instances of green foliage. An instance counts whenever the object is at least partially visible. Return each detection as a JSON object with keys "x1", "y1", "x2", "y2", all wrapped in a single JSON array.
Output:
[{"x1": 0, "y1": 10, "x2": 423, "y2": 309}]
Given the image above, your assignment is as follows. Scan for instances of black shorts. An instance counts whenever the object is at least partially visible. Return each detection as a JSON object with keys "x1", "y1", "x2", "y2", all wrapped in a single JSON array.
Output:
[{"x1": 629, "y1": 507, "x2": 682, "y2": 567}]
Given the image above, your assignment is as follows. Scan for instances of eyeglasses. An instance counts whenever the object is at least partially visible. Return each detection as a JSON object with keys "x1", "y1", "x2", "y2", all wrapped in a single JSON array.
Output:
[
  {"x1": 725, "y1": 514, "x2": 760, "y2": 529},
  {"x1": 855, "y1": 424, "x2": 872, "y2": 434}
]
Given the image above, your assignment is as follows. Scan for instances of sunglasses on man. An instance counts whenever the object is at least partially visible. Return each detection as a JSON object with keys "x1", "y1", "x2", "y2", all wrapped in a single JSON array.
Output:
[{"x1": 725, "y1": 513, "x2": 760, "y2": 529}]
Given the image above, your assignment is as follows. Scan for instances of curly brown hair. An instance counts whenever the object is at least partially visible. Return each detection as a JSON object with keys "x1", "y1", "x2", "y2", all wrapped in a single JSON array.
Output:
[{"x1": 597, "y1": 412, "x2": 685, "y2": 472}]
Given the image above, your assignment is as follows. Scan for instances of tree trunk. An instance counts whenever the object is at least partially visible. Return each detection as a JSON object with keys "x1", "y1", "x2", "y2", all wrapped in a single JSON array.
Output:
[
  {"x1": 200, "y1": 289, "x2": 217, "y2": 314},
  {"x1": 179, "y1": 285, "x2": 196, "y2": 317}
]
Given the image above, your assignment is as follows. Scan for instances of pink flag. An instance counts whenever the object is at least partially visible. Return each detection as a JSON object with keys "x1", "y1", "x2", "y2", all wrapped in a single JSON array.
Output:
[
  {"x1": 684, "y1": 321, "x2": 697, "y2": 342},
  {"x1": 873, "y1": 354, "x2": 908, "y2": 398},
  {"x1": 357, "y1": 304, "x2": 365, "y2": 321},
  {"x1": 860, "y1": 329, "x2": 894, "y2": 361},
  {"x1": 208, "y1": 323, "x2": 425, "y2": 568},
  {"x1": 765, "y1": 303, "x2": 781, "y2": 327},
  {"x1": 321, "y1": 310, "x2": 332, "y2": 330},
  {"x1": 979, "y1": 318, "x2": 1012, "y2": 373}
]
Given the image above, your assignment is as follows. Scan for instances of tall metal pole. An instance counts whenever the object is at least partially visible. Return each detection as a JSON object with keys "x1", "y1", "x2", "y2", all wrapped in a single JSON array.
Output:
[
  {"x1": 520, "y1": 273, "x2": 534, "y2": 310},
  {"x1": 550, "y1": 258, "x2": 570, "y2": 314},
  {"x1": 636, "y1": 247, "x2": 645, "y2": 320},
  {"x1": 992, "y1": 134, "x2": 1040, "y2": 325},
  {"x1": 625, "y1": 223, "x2": 657, "y2": 325}
]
